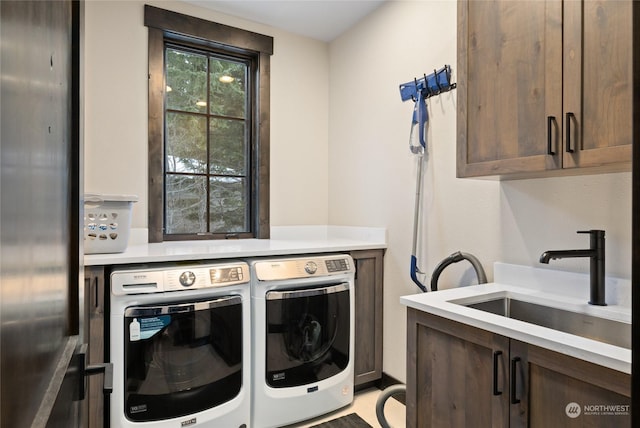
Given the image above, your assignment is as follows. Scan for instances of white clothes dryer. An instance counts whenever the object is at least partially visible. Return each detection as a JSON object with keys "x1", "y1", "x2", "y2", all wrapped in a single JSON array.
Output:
[{"x1": 248, "y1": 254, "x2": 355, "y2": 428}]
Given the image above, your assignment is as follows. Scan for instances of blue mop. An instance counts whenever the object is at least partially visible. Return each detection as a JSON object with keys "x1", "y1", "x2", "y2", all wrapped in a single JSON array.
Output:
[
  {"x1": 398, "y1": 65, "x2": 456, "y2": 292},
  {"x1": 377, "y1": 68, "x2": 469, "y2": 428}
]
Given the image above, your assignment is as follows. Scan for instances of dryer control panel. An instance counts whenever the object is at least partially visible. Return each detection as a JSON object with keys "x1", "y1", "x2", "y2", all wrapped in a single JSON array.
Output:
[
  {"x1": 111, "y1": 262, "x2": 249, "y2": 295},
  {"x1": 254, "y1": 254, "x2": 354, "y2": 281}
]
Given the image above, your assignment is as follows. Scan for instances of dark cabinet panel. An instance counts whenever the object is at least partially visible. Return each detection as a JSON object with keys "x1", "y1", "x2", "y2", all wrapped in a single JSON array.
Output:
[
  {"x1": 406, "y1": 309, "x2": 509, "y2": 428},
  {"x1": 522, "y1": 340, "x2": 630, "y2": 427},
  {"x1": 351, "y1": 250, "x2": 384, "y2": 387},
  {"x1": 84, "y1": 266, "x2": 105, "y2": 428}
]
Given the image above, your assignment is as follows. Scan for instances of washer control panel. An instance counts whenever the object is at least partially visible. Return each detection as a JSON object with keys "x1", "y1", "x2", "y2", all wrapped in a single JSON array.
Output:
[
  {"x1": 111, "y1": 262, "x2": 249, "y2": 295},
  {"x1": 254, "y1": 255, "x2": 354, "y2": 281}
]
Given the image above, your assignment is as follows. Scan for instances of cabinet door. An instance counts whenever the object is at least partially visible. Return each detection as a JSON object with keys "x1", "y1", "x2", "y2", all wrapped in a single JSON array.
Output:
[
  {"x1": 563, "y1": 0, "x2": 633, "y2": 169},
  {"x1": 84, "y1": 266, "x2": 105, "y2": 428},
  {"x1": 513, "y1": 340, "x2": 631, "y2": 428},
  {"x1": 406, "y1": 310, "x2": 510, "y2": 428},
  {"x1": 457, "y1": 0, "x2": 563, "y2": 177},
  {"x1": 351, "y1": 250, "x2": 384, "y2": 387}
]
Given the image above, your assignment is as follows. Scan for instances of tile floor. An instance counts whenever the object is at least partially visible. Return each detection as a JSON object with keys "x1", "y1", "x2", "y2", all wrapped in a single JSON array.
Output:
[{"x1": 286, "y1": 387, "x2": 406, "y2": 428}]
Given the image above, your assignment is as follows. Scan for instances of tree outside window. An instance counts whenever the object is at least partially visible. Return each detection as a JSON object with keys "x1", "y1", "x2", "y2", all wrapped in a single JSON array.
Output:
[
  {"x1": 164, "y1": 47, "x2": 250, "y2": 235},
  {"x1": 145, "y1": 5, "x2": 272, "y2": 242}
]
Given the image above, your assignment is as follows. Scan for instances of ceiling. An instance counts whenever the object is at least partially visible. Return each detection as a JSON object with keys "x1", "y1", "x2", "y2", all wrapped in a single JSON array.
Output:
[{"x1": 185, "y1": 0, "x2": 387, "y2": 42}]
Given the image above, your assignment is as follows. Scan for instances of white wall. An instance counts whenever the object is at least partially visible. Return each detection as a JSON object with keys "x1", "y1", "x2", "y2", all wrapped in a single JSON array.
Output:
[
  {"x1": 84, "y1": 0, "x2": 330, "y2": 228},
  {"x1": 328, "y1": 0, "x2": 631, "y2": 382},
  {"x1": 84, "y1": 0, "x2": 632, "y2": 385}
]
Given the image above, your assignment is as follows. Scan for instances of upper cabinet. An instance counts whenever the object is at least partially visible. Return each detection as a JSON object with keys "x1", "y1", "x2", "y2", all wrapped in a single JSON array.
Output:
[{"x1": 457, "y1": 0, "x2": 633, "y2": 179}]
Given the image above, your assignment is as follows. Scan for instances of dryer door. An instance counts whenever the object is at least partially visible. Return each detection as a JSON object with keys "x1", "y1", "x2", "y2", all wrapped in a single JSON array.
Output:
[
  {"x1": 123, "y1": 296, "x2": 242, "y2": 422},
  {"x1": 265, "y1": 283, "x2": 350, "y2": 388}
]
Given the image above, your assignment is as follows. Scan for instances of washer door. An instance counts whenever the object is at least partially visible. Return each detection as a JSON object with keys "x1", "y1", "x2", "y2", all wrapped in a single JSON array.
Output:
[
  {"x1": 123, "y1": 296, "x2": 242, "y2": 422},
  {"x1": 265, "y1": 283, "x2": 350, "y2": 388}
]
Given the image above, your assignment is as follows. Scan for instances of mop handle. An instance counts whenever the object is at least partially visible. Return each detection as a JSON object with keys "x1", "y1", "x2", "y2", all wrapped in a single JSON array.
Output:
[
  {"x1": 411, "y1": 153, "x2": 423, "y2": 255},
  {"x1": 409, "y1": 92, "x2": 428, "y2": 152},
  {"x1": 410, "y1": 154, "x2": 428, "y2": 292}
]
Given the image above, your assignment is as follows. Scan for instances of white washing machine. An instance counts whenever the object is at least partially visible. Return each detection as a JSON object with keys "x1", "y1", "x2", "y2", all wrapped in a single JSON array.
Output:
[
  {"x1": 248, "y1": 254, "x2": 355, "y2": 428},
  {"x1": 109, "y1": 261, "x2": 251, "y2": 428}
]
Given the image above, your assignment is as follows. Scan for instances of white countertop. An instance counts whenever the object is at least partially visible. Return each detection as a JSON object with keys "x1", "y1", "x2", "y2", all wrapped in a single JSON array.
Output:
[
  {"x1": 400, "y1": 263, "x2": 631, "y2": 374},
  {"x1": 84, "y1": 225, "x2": 387, "y2": 266}
]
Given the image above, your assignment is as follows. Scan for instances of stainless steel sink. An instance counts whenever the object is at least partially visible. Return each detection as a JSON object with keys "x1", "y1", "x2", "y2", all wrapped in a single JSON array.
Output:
[{"x1": 457, "y1": 297, "x2": 631, "y2": 349}]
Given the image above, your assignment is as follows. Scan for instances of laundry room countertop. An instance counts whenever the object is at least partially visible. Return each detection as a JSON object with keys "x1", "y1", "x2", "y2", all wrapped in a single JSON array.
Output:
[{"x1": 84, "y1": 225, "x2": 387, "y2": 266}]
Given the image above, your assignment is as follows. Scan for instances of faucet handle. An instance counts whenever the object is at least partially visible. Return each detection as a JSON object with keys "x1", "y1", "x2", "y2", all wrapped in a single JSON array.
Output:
[
  {"x1": 577, "y1": 230, "x2": 605, "y2": 248},
  {"x1": 577, "y1": 230, "x2": 605, "y2": 237}
]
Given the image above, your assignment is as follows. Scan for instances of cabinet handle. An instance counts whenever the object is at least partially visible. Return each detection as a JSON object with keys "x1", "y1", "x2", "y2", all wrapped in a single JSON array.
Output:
[
  {"x1": 510, "y1": 356, "x2": 521, "y2": 404},
  {"x1": 547, "y1": 116, "x2": 556, "y2": 155},
  {"x1": 493, "y1": 350, "x2": 502, "y2": 395},
  {"x1": 94, "y1": 276, "x2": 99, "y2": 308},
  {"x1": 565, "y1": 112, "x2": 575, "y2": 153},
  {"x1": 75, "y1": 344, "x2": 113, "y2": 401}
]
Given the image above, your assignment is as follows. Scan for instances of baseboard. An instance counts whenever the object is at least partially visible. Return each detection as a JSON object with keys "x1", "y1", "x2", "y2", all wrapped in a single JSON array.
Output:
[
  {"x1": 379, "y1": 373, "x2": 402, "y2": 389},
  {"x1": 355, "y1": 373, "x2": 406, "y2": 406}
]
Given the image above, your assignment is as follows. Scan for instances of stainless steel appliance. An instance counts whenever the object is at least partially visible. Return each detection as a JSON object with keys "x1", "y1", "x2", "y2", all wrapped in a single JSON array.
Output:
[
  {"x1": 109, "y1": 261, "x2": 251, "y2": 428},
  {"x1": 1, "y1": 1, "x2": 86, "y2": 425},
  {"x1": 248, "y1": 254, "x2": 355, "y2": 428}
]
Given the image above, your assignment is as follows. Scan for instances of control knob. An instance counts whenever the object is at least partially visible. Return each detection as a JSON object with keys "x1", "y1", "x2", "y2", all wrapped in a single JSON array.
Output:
[
  {"x1": 179, "y1": 271, "x2": 196, "y2": 287},
  {"x1": 304, "y1": 261, "x2": 318, "y2": 275}
]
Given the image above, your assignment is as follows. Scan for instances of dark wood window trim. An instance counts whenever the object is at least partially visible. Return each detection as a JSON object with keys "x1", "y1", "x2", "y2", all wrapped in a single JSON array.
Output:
[{"x1": 144, "y1": 4, "x2": 272, "y2": 242}]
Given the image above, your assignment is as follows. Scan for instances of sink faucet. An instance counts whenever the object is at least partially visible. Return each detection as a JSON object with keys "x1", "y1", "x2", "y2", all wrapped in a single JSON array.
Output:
[{"x1": 539, "y1": 230, "x2": 606, "y2": 306}]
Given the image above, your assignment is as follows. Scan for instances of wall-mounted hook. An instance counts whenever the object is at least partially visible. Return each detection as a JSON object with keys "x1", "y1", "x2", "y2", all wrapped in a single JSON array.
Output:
[
  {"x1": 434, "y1": 69, "x2": 442, "y2": 92},
  {"x1": 421, "y1": 73, "x2": 431, "y2": 97}
]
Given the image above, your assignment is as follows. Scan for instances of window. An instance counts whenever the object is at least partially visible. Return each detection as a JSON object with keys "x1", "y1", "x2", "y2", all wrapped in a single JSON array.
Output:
[
  {"x1": 164, "y1": 46, "x2": 250, "y2": 235},
  {"x1": 144, "y1": 5, "x2": 273, "y2": 242}
]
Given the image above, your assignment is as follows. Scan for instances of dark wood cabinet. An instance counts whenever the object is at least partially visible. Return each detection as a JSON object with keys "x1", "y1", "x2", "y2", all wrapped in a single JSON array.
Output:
[
  {"x1": 515, "y1": 339, "x2": 630, "y2": 428},
  {"x1": 407, "y1": 308, "x2": 631, "y2": 428},
  {"x1": 562, "y1": 0, "x2": 633, "y2": 171},
  {"x1": 406, "y1": 309, "x2": 509, "y2": 427},
  {"x1": 457, "y1": 0, "x2": 632, "y2": 178},
  {"x1": 350, "y1": 249, "x2": 384, "y2": 387},
  {"x1": 84, "y1": 266, "x2": 105, "y2": 428}
]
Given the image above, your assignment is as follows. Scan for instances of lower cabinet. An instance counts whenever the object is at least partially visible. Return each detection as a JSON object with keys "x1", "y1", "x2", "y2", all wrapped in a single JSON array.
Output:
[
  {"x1": 84, "y1": 266, "x2": 106, "y2": 428},
  {"x1": 406, "y1": 308, "x2": 630, "y2": 428},
  {"x1": 350, "y1": 249, "x2": 384, "y2": 387}
]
